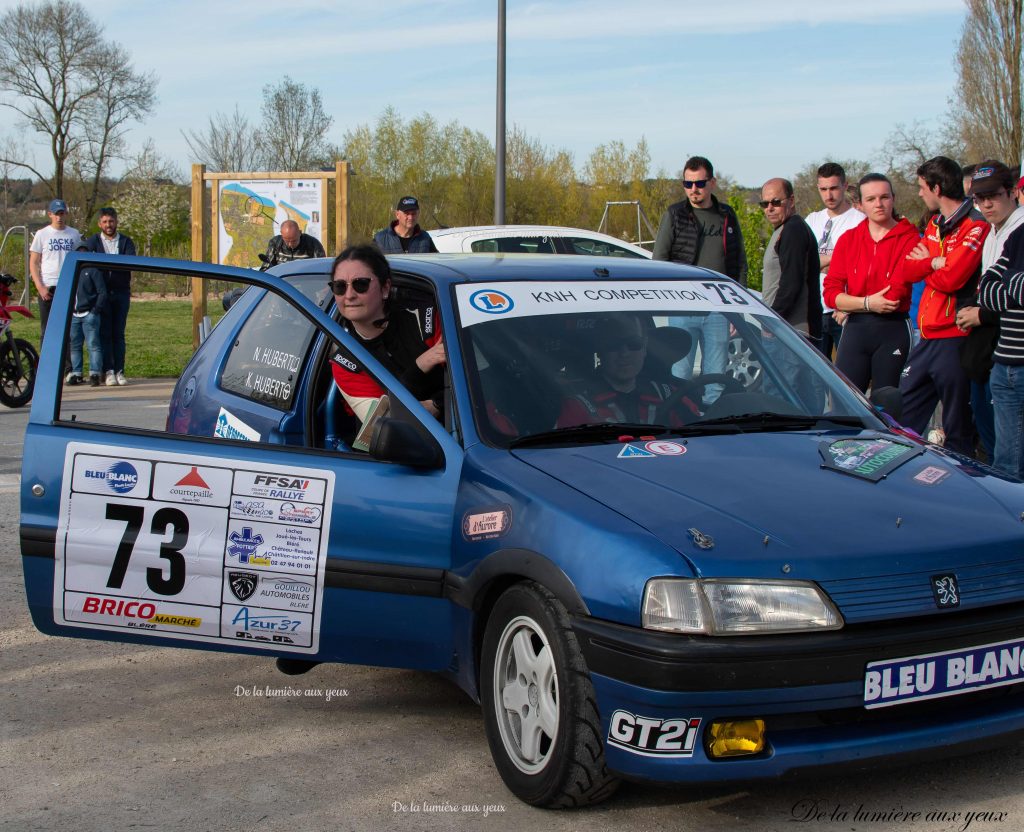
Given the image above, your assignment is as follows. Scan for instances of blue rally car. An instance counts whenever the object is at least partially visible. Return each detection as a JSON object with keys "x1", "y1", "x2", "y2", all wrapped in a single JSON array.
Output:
[{"x1": 20, "y1": 251, "x2": 1024, "y2": 808}]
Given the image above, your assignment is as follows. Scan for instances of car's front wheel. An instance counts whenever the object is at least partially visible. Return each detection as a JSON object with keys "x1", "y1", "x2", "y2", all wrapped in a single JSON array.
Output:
[{"x1": 480, "y1": 581, "x2": 619, "y2": 808}]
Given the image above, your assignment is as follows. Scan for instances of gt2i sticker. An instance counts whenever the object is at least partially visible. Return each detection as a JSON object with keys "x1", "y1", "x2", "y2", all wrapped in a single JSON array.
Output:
[
  {"x1": 462, "y1": 506, "x2": 512, "y2": 541},
  {"x1": 607, "y1": 710, "x2": 702, "y2": 758},
  {"x1": 54, "y1": 443, "x2": 334, "y2": 653}
]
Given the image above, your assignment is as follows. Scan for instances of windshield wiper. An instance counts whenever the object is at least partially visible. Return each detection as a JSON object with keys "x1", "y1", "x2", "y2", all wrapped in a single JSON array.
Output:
[
  {"x1": 687, "y1": 412, "x2": 867, "y2": 431},
  {"x1": 509, "y1": 422, "x2": 670, "y2": 448}
]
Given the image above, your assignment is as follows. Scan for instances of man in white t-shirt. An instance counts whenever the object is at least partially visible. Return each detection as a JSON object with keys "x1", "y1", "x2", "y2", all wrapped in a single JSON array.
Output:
[
  {"x1": 805, "y1": 163, "x2": 865, "y2": 361},
  {"x1": 29, "y1": 198, "x2": 81, "y2": 341}
]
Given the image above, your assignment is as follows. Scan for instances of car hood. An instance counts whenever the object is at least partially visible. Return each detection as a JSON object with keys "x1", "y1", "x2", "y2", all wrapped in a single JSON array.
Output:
[{"x1": 511, "y1": 431, "x2": 1024, "y2": 622}]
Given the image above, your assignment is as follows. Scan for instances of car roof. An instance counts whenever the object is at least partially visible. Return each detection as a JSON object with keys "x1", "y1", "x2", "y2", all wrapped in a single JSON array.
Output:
[{"x1": 270, "y1": 253, "x2": 716, "y2": 290}]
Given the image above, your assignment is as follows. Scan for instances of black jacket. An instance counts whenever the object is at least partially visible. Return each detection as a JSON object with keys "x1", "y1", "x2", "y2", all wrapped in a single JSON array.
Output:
[
  {"x1": 373, "y1": 222, "x2": 438, "y2": 254},
  {"x1": 262, "y1": 232, "x2": 326, "y2": 268},
  {"x1": 82, "y1": 232, "x2": 136, "y2": 292},
  {"x1": 652, "y1": 195, "x2": 747, "y2": 285}
]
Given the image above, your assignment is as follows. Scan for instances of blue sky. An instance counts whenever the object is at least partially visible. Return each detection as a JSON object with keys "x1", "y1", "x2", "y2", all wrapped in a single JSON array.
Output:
[{"x1": 0, "y1": 0, "x2": 967, "y2": 187}]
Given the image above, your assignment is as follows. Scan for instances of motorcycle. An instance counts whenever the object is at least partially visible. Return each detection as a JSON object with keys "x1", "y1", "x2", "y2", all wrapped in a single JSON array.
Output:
[{"x1": 0, "y1": 273, "x2": 38, "y2": 408}]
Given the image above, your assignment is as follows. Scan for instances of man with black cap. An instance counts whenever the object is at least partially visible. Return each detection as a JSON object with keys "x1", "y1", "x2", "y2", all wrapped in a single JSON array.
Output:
[
  {"x1": 29, "y1": 198, "x2": 81, "y2": 340},
  {"x1": 373, "y1": 196, "x2": 438, "y2": 253},
  {"x1": 975, "y1": 162, "x2": 1024, "y2": 476}
]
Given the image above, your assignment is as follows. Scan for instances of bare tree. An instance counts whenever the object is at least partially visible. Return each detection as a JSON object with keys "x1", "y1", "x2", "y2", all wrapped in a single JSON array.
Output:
[
  {"x1": 259, "y1": 76, "x2": 334, "y2": 171},
  {"x1": 0, "y1": 0, "x2": 156, "y2": 212},
  {"x1": 182, "y1": 106, "x2": 264, "y2": 172},
  {"x1": 953, "y1": 0, "x2": 1024, "y2": 166}
]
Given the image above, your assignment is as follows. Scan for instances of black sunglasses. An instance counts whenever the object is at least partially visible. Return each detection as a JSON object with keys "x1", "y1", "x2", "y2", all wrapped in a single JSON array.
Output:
[
  {"x1": 758, "y1": 197, "x2": 787, "y2": 209},
  {"x1": 328, "y1": 277, "x2": 374, "y2": 295},
  {"x1": 683, "y1": 179, "x2": 708, "y2": 189}
]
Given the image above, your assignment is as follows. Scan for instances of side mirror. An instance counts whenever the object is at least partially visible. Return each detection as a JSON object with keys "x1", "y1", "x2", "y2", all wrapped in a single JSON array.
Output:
[
  {"x1": 370, "y1": 417, "x2": 443, "y2": 468},
  {"x1": 870, "y1": 386, "x2": 903, "y2": 421}
]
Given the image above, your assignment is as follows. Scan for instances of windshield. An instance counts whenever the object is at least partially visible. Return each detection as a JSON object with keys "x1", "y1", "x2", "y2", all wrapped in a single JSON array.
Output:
[{"x1": 454, "y1": 279, "x2": 882, "y2": 447}]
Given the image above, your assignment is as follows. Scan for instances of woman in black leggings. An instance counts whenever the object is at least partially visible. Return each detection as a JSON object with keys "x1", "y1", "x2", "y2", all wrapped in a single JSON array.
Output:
[{"x1": 823, "y1": 174, "x2": 920, "y2": 391}]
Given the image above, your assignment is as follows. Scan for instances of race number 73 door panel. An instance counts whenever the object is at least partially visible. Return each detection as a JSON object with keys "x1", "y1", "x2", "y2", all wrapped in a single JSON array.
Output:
[{"x1": 55, "y1": 442, "x2": 334, "y2": 654}]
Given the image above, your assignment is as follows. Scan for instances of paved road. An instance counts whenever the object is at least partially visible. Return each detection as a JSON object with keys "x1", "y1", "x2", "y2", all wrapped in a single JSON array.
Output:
[{"x1": 2, "y1": 388, "x2": 1023, "y2": 831}]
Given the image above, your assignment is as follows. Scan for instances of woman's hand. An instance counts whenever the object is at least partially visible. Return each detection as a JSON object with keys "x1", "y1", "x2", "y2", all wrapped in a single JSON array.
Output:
[{"x1": 416, "y1": 339, "x2": 446, "y2": 373}]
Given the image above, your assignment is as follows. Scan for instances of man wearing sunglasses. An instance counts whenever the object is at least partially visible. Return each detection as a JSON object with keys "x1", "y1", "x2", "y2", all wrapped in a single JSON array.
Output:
[
  {"x1": 760, "y1": 178, "x2": 821, "y2": 342},
  {"x1": 653, "y1": 156, "x2": 746, "y2": 406},
  {"x1": 558, "y1": 315, "x2": 698, "y2": 426}
]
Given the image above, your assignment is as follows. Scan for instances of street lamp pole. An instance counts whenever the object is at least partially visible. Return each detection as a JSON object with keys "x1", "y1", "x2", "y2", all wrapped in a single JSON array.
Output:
[{"x1": 495, "y1": 0, "x2": 506, "y2": 225}]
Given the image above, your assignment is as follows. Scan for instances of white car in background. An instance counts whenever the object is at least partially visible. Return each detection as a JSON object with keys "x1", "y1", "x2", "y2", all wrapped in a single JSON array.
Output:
[{"x1": 427, "y1": 225, "x2": 652, "y2": 258}]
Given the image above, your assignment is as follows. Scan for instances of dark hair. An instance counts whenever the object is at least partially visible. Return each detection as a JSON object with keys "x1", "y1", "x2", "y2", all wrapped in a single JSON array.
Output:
[
  {"x1": 332, "y1": 244, "x2": 391, "y2": 287},
  {"x1": 684, "y1": 156, "x2": 714, "y2": 178},
  {"x1": 961, "y1": 163, "x2": 979, "y2": 179},
  {"x1": 858, "y1": 172, "x2": 893, "y2": 193},
  {"x1": 858, "y1": 173, "x2": 898, "y2": 219},
  {"x1": 99, "y1": 206, "x2": 117, "y2": 219},
  {"x1": 917, "y1": 156, "x2": 964, "y2": 200},
  {"x1": 816, "y1": 162, "x2": 846, "y2": 183}
]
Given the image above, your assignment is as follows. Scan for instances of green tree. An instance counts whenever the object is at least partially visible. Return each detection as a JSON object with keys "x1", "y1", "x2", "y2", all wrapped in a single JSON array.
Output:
[{"x1": 114, "y1": 141, "x2": 187, "y2": 255}]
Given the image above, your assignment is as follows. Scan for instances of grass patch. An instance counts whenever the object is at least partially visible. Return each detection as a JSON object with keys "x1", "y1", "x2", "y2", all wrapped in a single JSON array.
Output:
[{"x1": 10, "y1": 298, "x2": 226, "y2": 378}]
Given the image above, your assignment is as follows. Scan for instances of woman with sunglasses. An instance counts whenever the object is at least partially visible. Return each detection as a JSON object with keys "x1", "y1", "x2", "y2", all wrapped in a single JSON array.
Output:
[
  {"x1": 822, "y1": 173, "x2": 919, "y2": 392},
  {"x1": 328, "y1": 244, "x2": 446, "y2": 422}
]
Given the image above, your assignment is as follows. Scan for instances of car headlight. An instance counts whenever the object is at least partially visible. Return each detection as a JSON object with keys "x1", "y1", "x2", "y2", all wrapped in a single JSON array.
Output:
[{"x1": 642, "y1": 578, "x2": 843, "y2": 635}]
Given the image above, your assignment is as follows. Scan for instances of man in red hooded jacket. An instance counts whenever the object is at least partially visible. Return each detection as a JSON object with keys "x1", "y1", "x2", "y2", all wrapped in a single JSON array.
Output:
[{"x1": 900, "y1": 156, "x2": 989, "y2": 456}]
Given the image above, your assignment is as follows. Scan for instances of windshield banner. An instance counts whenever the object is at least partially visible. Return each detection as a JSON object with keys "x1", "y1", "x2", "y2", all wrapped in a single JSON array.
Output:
[{"x1": 455, "y1": 280, "x2": 767, "y2": 327}]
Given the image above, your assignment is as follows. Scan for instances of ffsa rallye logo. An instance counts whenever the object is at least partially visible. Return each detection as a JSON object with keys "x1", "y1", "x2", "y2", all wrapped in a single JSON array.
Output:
[{"x1": 469, "y1": 289, "x2": 514, "y2": 314}]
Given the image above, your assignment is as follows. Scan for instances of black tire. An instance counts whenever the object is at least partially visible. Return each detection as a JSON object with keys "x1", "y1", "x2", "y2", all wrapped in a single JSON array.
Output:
[
  {"x1": 0, "y1": 337, "x2": 37, "y2": 408},
  {"x1": 480, "y1": 581, "x2": 619, "y2": 808}
]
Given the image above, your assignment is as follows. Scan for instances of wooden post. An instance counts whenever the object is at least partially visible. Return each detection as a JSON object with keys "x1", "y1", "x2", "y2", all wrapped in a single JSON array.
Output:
[
  {"x1": 336, "y1": 159, "x2": 349, "y2": 252},
  {"x1": 190, "y1": 163, "x2": 208, "y2": 349}
]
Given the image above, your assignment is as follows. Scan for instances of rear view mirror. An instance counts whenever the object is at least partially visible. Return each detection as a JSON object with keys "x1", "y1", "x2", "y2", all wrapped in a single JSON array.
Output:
[{"x1": 370, "y1": 417, "x2": 443, "y2": 468}]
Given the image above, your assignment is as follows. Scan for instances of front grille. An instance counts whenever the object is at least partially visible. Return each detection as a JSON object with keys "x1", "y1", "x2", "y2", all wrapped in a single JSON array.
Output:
[{"x1": 819, "y1": 556, "x2": 1024, "y2": 623}]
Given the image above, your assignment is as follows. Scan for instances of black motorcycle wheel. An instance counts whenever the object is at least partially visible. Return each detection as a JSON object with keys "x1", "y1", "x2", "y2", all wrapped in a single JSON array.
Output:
[{"x1": 0, "y1": 337, "x2": 38, "y2": 408}]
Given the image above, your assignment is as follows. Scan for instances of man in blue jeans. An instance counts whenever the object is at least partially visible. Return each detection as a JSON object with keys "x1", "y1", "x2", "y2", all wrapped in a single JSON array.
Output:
[
  {"x1": 653, "y1": 156, "x2": 747, "y2": 405},
  {"x1": 66, "y1": 247, "x2": 107, "y2": 386},
  {"x1": 976, "y1": 162, "x2": 1024, "y2": 477},
  {"x1": 83, "y1": 207, "x2": 136, "y2": 386}
]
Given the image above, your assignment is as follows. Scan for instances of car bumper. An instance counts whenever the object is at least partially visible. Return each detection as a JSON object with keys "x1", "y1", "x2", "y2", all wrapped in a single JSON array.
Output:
[{"x1": 573, "y1": 606, "x2": 1024, "y2": 782}]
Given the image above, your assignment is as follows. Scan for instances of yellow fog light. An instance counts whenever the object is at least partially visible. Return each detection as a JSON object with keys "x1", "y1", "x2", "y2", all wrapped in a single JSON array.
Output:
[{"x1": 708, "y1": 719, "x2": 766, "y2": 758}]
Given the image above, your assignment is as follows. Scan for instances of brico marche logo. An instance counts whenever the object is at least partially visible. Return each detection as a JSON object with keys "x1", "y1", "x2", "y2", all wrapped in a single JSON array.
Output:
[{"x1": 85, "y1": 460, "x2": 138, "y2": 494}]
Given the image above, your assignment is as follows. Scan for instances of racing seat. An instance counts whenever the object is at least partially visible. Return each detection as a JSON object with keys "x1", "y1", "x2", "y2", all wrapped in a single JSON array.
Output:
[{"x1": 643, "y1": 326, "x2": 692, "y2": 380}]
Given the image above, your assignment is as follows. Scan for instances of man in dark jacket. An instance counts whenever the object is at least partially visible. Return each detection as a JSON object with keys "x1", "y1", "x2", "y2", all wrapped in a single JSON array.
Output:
[
  {"x1": 760, "y1": 177, "x2": 822, "y2": 340},
  {"x1": 261, "y1": 220, "x2": 326, "y2": 268},
  {"x1": 66, "y1": 245, "x2": 108, "y2": 387},
  {"x1": 373, "y1": 196, "x2": 438, "y2": 253},
  {"x1": 760, "y1": 177, "x2": 823, "y2": 408},
  {"x1": 653, "y1": 156, "x2": 746, "y2": 405},
  {"x1": 82, "y1": 207, "x2": 136, "y2": 386}
]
